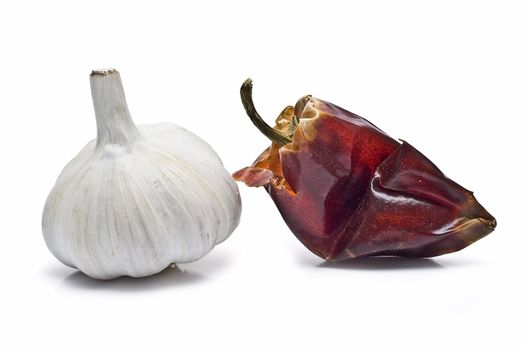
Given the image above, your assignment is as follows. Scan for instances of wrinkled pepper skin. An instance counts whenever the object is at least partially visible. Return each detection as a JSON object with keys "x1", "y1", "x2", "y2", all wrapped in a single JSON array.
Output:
[{"x1": 234, "y1": 84, "x2": 496, "y2": 260}]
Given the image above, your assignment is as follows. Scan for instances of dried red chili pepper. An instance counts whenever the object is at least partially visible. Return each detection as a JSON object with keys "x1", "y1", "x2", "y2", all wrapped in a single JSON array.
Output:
[{"x1": 234, "y1": 79, "x2": 496, "y2": 259}]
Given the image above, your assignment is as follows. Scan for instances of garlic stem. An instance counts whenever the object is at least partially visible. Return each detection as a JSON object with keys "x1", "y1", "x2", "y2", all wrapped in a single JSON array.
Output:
[{"x1": 90, "y1": 69, "x2": 141, "y2": 147}]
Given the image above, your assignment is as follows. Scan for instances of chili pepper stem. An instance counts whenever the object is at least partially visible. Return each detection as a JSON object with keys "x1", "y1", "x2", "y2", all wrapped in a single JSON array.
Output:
[{"x1": 240, "y1": 78, "x2": 293, "y2": 146}]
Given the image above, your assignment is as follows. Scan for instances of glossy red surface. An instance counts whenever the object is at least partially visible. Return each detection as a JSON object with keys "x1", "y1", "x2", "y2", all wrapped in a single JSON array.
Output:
[{"x1": 234, "y1": 96, "x2": 496, "y2": 259}]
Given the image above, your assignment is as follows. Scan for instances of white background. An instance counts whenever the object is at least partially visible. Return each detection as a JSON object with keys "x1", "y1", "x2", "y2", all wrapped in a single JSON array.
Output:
[{"x1": 0, "y1": 1, "x2": 521, "y2": 349}]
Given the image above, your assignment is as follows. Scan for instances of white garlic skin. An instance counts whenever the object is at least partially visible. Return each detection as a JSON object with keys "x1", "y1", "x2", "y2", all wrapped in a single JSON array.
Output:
[{"x1": 43, "y1": 69, "x2": 241, "y2": 280}]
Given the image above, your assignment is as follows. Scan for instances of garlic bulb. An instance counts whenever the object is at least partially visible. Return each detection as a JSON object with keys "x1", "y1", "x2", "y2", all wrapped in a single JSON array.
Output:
[{"x1": 43, "y1": 69, "x2": 241, "y2": 280}]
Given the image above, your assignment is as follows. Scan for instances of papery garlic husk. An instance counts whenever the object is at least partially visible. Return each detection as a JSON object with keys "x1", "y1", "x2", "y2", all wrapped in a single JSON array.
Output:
[{"x1": 42, "y1": 69, "x2": 241, "y2": 280}]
